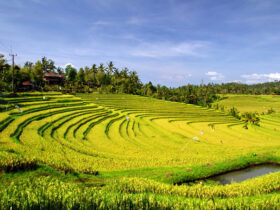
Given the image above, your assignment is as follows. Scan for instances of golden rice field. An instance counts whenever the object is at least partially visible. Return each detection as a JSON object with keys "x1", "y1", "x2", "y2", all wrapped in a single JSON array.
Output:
[
  {"x1": 213, "y1": 94, "x2": 280, "y2": 113},
  {"x1": 0, "y1": 92, "x2": 280, "y2": 209}
]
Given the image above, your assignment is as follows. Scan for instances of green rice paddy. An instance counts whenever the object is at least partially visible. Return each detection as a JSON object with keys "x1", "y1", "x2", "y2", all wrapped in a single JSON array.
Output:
[{"x1": 0, "y1": 92, "x2": 280, "y2": 209}]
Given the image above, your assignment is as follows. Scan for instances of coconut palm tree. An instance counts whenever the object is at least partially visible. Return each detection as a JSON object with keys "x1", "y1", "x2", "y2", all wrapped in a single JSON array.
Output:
[{"x1": 107, "y1": 61, "x2": 115, "y2": 75}]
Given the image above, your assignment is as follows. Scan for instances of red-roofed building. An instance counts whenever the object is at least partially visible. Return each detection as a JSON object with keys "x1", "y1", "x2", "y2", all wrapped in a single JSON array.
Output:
[
  {"x1": 22, "y1": 81, "x2": 32, "y2": 86},
  {"x1": 43, "y1": 72, "x2": 65, "y2": 85},
  {"x1": 19, "y1": 81, "x2": 34, "y2": 91}
]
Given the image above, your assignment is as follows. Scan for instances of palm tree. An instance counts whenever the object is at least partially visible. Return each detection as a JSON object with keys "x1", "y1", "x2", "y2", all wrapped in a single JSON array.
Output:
[
  {"x1": 107, "y1": 61, "x2": 115, "y2": 75},
  {"x1": 98, "y1": 63, "x2": 105, "y2": 73},
  {"x1": 91, "y1": 64, "x2": 98, "y2": 74}
]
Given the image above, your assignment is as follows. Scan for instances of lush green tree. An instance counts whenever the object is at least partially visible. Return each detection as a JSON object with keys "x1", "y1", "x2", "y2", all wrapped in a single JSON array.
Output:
[
  {"x1": 128, "y1": 71, "x2": 140, "y2": 94},
  {"x1": 66, "y1": 65, "x2": 77, "y2": 84},
  {"x1": 86, "y1": 66, "x2": 97, "y2": 87},
  {"x1": 96, "y1": 71, "x2": 105, "y2": 87},
  {"x1": 0, "y1": 54, "x2": 10, "y2": 82},
  {"x1": 32, "y1": 61, "x2": 44, "y2": 86},
  {"x1": 11, "y1": 65, "x2": 22, "y2": 89},
  {"x1": 41, "y1": 57, "x2": 56, "y2": 73},
  {"x1": 228, "y1": 107, "x2": 240, "y2": 119},
  {"x1": 96, "y1": 64, "x2": 106, "y2": 86},
  {"x1": 24, "y1": 61, "x2": 33, "y2": 69},
  {"x1": 91, "y1": 64, "x2": 98, "y2": 74},
  {"x1": 65, "y1": 64, "x2": 72, "y2": 76},
  {"x1": 56, "y1": 67, "x2": 64, "y2": 75},
  {"x1": 98, "y1": 63, "x2": 105, "y2": 73},
  {"x1": 21, "y1": 65, "x2": 32, "y2": 82},
  {"x1": 107, "y1": 61, "x2": 115, "y2": 75},
  {"x1": 77, "y1": 68, "x2": 85, "y2": 84},
  {"x1": 22, "y1": 62, "x2": 33, "y2": 82},
  {"x1": 145, "y1": 82, "x2": 156, "y2": 96}
]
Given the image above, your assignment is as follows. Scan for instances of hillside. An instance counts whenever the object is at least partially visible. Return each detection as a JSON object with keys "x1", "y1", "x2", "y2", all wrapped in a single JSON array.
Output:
[
  {"x1": 0, "y1": 92, "x2": 280, "y2": 208},
  {"x1": 213, "y1": 94, "x2": 280, "y2": 113}
]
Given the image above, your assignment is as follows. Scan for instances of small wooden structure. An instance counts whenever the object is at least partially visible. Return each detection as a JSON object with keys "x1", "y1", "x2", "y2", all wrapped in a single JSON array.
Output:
[
  {"x1": 43, "y1": 72, "x2": 65, "y2": 85},
  {"x1": 19, "y1": 81, "x2": 34, "y2": 91}
]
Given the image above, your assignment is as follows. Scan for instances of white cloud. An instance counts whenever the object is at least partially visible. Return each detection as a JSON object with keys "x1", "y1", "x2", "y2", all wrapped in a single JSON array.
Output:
[
  {"x1": 131, "y1": 41, "x2": 209, "y2": 58},
  {"x1": 62, "y1": 63, "x2": 75, "y2": 68},
  {"x1": 231, "y1": 80, "x2": 242, "y2": 83},
  {"x1": 241, "y1": 72, "x2": 280, "y2": 84},
  {"x1": 205, "y1": 71, "x2": 224, "y2": 81},
  {"x1": 206, "y1": 71, "x2": 218, "y2": 76}
]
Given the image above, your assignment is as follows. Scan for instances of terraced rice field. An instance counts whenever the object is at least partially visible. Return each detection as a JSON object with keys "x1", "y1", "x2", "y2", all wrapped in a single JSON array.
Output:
[
  {"x1": 1, "y1": 92, "x2": 280, "y2": 208},
  {"x1": 213, "y1": 94, "x2": 280, "y2": 113}
]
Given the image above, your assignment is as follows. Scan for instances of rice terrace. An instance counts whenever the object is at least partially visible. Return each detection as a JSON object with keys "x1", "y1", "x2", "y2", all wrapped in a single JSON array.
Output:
[
  {"x1": 2, "y1": 0, "x2": 280, "y2": 209},
  {"x1": 0, "y1": 89, "x2": 280, "y2": 209}
]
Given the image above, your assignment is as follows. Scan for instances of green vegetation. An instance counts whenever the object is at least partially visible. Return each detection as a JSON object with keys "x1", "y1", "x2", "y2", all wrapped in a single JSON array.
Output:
[
  {"x1": 0, "y1": 91, "x2": 280, "y2": 208},
  {"x1": 1, "y1": 55, "x2": 280, "y2": 108}
]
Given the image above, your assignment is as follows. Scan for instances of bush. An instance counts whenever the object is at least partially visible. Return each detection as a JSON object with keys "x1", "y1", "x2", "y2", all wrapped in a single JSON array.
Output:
[
  {"x1": 267, "y1": 108, "x2": 275, "y2": 115},
  {"x1": 241, "y1": 112, "x2": 260, "y2": 126},
  {"x1": 0, "y1": 80, "x2": 10, "y2": 92},
  {"x1": 228, "y1": 107, "x2": 240, "y2": 120}
]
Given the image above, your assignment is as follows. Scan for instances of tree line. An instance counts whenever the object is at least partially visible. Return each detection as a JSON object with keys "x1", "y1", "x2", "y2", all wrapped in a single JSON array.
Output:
[{"x1": 0, "y1": 54, "x2": 279, "y2": 107}]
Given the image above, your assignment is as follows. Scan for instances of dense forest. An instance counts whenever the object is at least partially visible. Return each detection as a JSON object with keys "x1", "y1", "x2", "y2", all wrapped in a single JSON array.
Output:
[{"x1": 0, "y1": 54, "x2": 280, "y2": 107}]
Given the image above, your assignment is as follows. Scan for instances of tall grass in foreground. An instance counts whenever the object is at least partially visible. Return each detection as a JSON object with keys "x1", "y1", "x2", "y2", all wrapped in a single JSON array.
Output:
[{"x1": 1, "y1": 177, "x2": 280, "y2": 209}]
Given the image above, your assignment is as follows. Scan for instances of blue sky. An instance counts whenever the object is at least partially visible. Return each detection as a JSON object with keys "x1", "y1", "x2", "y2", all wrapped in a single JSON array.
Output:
[{"x1": 1, "y1": 0, "x2": 280, "y2": 86}]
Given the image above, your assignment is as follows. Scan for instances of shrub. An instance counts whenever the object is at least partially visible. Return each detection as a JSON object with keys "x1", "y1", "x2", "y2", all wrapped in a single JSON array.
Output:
[
  {"x1": 241, "y1": 112, "x2": 260, "y2": 126},
  {"x1": 267, "y1": 108, "x2": 275, "y2": 114},
  {"x1": 228, "y1": 107, "x2": 240, "y2": 120}
]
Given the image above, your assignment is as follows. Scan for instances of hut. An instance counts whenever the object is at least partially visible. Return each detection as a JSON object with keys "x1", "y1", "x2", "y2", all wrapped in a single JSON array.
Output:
[
  {"x1": 19, "y1": 81, "x2": 34, "y2": 91},
  {"x1": 43, "y1": 72, "x2": 65, "y2": 85}
]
